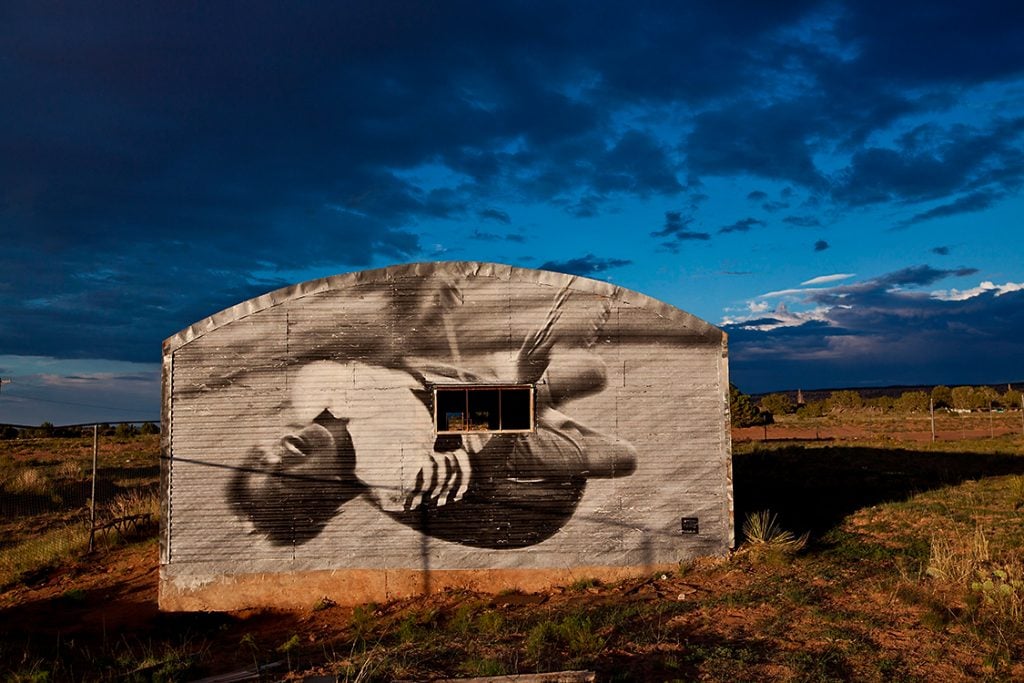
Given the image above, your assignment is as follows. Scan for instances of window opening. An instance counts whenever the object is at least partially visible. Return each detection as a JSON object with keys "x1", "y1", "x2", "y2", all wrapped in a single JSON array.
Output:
[{"x1": 434, "y1": 385, "x2": 534, "y2": 434}]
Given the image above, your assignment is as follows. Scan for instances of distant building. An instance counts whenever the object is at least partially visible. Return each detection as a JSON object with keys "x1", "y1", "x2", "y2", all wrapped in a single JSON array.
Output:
[{"x1": 159, "y1": 262, "x2": 732, "y2": 610}]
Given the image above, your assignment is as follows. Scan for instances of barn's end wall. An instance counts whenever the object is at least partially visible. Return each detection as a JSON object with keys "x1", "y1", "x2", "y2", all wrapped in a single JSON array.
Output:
[{"x1": 160, "y1": 261, "x2": 731, "y2": 610}]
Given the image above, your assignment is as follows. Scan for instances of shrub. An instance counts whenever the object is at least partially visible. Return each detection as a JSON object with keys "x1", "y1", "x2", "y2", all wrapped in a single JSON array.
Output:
[
  {"x1": 759, "y1": 393, "x2": 794, "y2": 416},
  {"x1": 826, "y1": 390, "x2": 863, "y2": 412}
]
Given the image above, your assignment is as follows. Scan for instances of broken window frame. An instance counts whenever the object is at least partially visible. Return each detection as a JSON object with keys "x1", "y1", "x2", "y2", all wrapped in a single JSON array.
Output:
[{"x1": 433, "y1": 384, "x2": 535, "y2": 435}]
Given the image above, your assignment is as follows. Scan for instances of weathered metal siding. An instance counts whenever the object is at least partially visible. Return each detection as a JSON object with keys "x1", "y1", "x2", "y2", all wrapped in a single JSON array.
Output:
[{"x1": 160, "y1": 262, "x2": 730, "y2": 609}]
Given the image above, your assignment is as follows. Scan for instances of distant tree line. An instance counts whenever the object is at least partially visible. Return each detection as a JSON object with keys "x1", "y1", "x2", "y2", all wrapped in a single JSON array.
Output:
[
  {"x1": 730, "y1": 384, "x2": 1022, "y2": 426},
  {"x1": 0, "y1": 422, "x2": 160, "y2": 440}
]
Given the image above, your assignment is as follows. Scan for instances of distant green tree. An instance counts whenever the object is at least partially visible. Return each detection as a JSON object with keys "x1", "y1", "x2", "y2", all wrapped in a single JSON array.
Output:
[
  {"x1": 1004, "y1": 388, "x2": 1023, "y2": 410},
  {"x1": 951, "y1": 386, "x2": 977, "y2": 411},
  {"x1": 975, "y1": 385, "x2": 1001, "y2": 409},
  {"x1": 867, "y1": 396, "x2": 895, "y2": 412},
  {"x1": 826, "y1": 390, "x2": 863, "y2": 412},
  {"x1": 140, "y1": 422, "x2": 160, "y2": 435},
  {"x1": 931, "y1": 385, "x2": 953, "y2": 409},
  {"x1": 894, "y1": 391, "x2": 930, "y2": 413},
  {"x1": 759, "y1": 393, "x2": 795, "y2": 416},
  {"x1": 730, "y1": 384, "x2": 771, "y2": 428},
  {"x1": 114, "y1": 422, "x2": 138, "y2": 438}
]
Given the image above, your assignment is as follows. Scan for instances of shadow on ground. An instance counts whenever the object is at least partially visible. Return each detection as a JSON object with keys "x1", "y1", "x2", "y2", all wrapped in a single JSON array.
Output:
[{"x1": 733, "y1": 445, "x2": 1024, "y2": 540}]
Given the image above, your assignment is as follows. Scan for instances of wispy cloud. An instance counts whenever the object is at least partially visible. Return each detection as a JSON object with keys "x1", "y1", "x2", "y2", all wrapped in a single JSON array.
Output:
[
  {"x1": 784, "y1": 215, "x2": 823, "y2": 228},
  {"x1": 479, "y1": 208, "x2": 511, "y2": 224},
  {"x1": 652, "y1": 211, "x2": 711, "y2": 251},
  {"x1": 539, "y1": 254, "x2": 632, "y2": 277},
  {"x1": 719, "y1": 217, "x2": 765, "y2": 234},
  {"x1": 801, "y1": 273, "x2": 856, "y2": 286}
]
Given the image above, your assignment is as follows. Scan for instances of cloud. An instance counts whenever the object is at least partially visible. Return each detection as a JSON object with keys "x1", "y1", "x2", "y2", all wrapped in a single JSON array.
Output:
[
  {"x1": 651, "y1": 211, "x2": 711, "y2": 251},
  {"x1": 870, "y1": 265, "x2": 978, "y2": 289},
  {"x1": 685, "y1": 101, "x2": 825, "y2": 188},
  {"x1": 470, "y1": 229, "x2": 503, "y2": 241},
  {"x1": 793, "y1": 265, "x2": 980, "y2": 309},
  {"x1": 900, "y1": 189, "x2": 1004, "y2": 227},
  {"x1": 762, "y1": 200, "x2": 790, "y2": 212},
  {"x1": 719, "y1": 217, "x2": 765, "y2": 234},
  {"x1": 479, "y1": 208, "x2": 511, "y2": 224},
  {"x1": 785, "y1": 215, "x2": 823, "y2": 228},
  {"x1": 931, "y1": 245, "x2": 951, "y2": 255},
  {"x1": 931, "y1": 280, "x2": 1024, "y2": 301},
  {"x1": 832, "y1": 119, "x2": 1024, "y2": 210},
  {"x1": 725, "y1": 268, "x2": 1024, "y2": 392},
  {"x1": 746, "y1": 190, "x2": 768, "y2": 201},
  {"x1": 471, "y1": 228, "x2": 527, "y2": 244},
  {"x1": 757, "y1": 289, "x2": 803, "y2": 299},
  {"x1": 539, "y1": 254, "x2": 632, "y2": 277},
  {"x1": 801, "y1": 273, "x2": 855, "y2": 286},
  {"x1": 0, "y1": 358, "x2": 161, "y2": 425},
  {"x1": 814, "y1": 240, "x2": 830, "y2": 251},
  {"x1": 837, "y1": 0, "x2": 1024, "y2": 86}
]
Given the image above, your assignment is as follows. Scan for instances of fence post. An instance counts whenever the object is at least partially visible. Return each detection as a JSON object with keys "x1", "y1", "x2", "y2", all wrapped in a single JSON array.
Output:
[
  {"x1": 89, "y1": 425, "x2": 98, "y2": 552},
  {"x1": 930, "y1": 398, "x2": 936, "y2": 442}
]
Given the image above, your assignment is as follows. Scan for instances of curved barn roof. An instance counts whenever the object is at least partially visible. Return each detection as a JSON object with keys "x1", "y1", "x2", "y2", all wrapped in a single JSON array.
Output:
[{"x1": 164, "y1": 261, "x2": 723, "y2": 354}]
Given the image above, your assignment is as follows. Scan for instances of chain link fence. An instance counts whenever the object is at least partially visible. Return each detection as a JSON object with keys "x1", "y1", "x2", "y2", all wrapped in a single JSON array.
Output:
[{"x1": 0, "y1": 425, "x2": 160, "y2": 585}]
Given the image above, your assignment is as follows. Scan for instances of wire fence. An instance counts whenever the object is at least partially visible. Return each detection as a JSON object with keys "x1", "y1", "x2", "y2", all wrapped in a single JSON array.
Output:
[
  {"x1": 734, "y1": 409, "x2": 1024, "y2": 443},
  {"x1": 0, "y1": 426, "x2": 160, "y2": 585}
]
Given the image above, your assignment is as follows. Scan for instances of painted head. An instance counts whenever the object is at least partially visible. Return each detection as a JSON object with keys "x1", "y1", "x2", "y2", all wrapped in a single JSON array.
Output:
[{"x1": 227, "y1": 409, "x2": 363, "y2": 544}]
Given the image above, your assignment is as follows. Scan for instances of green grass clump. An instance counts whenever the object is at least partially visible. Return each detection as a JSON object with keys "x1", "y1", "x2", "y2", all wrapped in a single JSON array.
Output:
[
  {"x1": 525, "y1": 612, "x2": 605, "y2": 669},
  {"x1": 458, "y1": 656, "x2": 507, "y2": 677}
]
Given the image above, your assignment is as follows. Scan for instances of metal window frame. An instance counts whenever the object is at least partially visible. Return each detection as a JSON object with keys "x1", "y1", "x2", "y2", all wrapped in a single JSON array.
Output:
[{"x1": 433, "y1": 384, "x2": 535, "y2": 435}]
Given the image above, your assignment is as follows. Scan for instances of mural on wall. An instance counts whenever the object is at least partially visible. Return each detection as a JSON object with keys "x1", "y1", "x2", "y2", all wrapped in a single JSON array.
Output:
[
  {"x1": 224, "y1": 277, "x2": 638, "y2": 549},
  {"x1": 164, "y1": 261, "x2": 732, "y2": 592}
]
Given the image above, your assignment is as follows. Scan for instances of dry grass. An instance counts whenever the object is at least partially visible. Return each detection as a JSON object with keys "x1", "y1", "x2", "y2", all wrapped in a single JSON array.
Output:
[
  {"x1": 4, "y1": 469, "x2": 52, "y2": 496},
  {"x1": 927, "y1": 526, "x2": 990, "y2": 584},
  {"x1": 55, "y1": 460, "x2": 85, "y2": 481},
  {"x1": 103, "y1": 489, "x2": 160, "y2": 521}
]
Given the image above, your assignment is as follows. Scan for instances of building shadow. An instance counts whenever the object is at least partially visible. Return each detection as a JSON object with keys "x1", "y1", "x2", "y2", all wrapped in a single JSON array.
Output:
[{"x1": 733, "y1": 445, "x2": 1024, "y2": 541}]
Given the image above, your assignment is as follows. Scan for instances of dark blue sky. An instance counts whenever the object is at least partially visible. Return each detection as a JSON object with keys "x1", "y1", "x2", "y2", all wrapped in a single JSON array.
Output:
[{"x1": 2, "y1": 1, "x2": 1023, "y2": 424}]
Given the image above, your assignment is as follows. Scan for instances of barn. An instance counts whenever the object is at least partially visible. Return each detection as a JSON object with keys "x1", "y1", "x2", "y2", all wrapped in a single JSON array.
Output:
[{"x1": 159, "y1": 261, "x2": 732, "y2": 610}]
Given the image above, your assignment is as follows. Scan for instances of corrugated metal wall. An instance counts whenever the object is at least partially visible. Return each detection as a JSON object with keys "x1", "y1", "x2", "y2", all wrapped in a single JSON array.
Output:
[{"x1": 160, "y1": 262, "x2": 731, "y2": 608}]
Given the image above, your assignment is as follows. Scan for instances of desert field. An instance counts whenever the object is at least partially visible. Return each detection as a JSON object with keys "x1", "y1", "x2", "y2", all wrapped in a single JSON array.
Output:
[{"x1": 2, "y1": 416, "x2": 1024, "y2": 681}]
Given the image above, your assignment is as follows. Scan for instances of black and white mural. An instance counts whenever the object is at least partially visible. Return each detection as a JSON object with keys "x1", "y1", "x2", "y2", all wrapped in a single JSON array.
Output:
[{"x1": 162, "y1": 262, "x2": 730, "y2": 603}]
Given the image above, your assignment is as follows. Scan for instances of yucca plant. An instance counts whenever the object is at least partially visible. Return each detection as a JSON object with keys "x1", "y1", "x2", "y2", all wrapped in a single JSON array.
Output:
[{"x1": 742, "y1": 510, "x2": 808, "y2": 553}]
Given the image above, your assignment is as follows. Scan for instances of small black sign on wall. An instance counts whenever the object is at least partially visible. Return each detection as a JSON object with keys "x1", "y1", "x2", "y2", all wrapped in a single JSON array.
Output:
[{"x1": 681, "y1": 517, "x2": 699, "y2": 535}]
